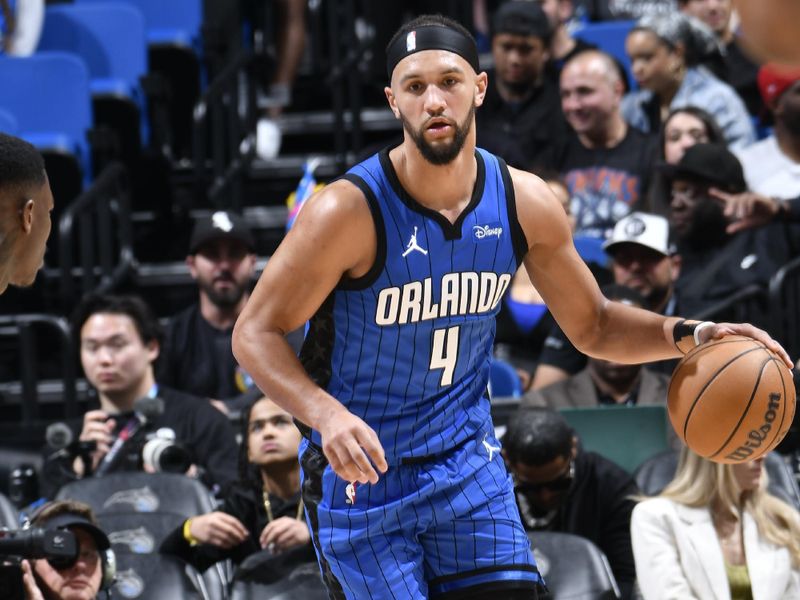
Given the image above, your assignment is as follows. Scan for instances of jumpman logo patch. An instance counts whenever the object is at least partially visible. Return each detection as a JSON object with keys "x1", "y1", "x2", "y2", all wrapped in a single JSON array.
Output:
[
  {"x1": 482, "y1": 434, "x2": 501, "y2": 462},
  {"x1": 402, "y1": 226, "x2": 428, "y2": 257}
]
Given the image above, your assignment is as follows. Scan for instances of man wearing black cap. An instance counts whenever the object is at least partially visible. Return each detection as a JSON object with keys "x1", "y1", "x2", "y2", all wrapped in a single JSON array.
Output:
[
  {"x1": 20, "y1": 500, "x2": 111, "y2": 600},
  {"x1": 663, "y1": 143, "x2": 793, "y2": 317},
  {"x1": 476, "y1": 0, "x2": 567, "y2": 170},
  {"x1": 158, "y1": 211, "x2": 297, "y2": 412}
]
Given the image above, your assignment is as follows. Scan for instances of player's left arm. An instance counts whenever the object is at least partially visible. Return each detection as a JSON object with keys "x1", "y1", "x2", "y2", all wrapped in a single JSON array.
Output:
[{"x1": 510, "y1": 168, "x2": 791, "y2": 367}]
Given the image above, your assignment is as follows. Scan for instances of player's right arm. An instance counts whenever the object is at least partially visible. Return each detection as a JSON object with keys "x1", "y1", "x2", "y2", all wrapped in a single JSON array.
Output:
[{"x1": 232, "y1": 180, "x2": 388, "y2": 484}]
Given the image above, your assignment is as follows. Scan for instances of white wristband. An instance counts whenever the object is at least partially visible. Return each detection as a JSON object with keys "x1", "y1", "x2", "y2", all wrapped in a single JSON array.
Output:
[{"x1": 693, "y1": 321, "x2": 715, "y2": 347}]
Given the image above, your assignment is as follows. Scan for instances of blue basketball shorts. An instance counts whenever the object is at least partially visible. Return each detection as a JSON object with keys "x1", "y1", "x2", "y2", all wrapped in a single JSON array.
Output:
[{"x1": 299, "y1": 427, "x2": 544, "y2": 599}]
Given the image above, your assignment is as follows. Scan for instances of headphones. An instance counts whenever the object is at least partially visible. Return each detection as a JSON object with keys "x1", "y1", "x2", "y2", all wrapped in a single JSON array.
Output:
[{"x1": 25, "y1": 501, "x2": 117, "y2": 596}]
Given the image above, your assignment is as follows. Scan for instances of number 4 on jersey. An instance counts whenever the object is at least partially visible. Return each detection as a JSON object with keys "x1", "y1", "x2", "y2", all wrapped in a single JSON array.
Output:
[{"x1": 430, "y1": 326, "x2": 460, "y2": 386}]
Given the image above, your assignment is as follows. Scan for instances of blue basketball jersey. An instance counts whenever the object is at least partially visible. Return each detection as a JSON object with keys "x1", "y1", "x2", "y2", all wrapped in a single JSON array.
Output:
[{"x1": 300, "y1": 147, "x2": 527, "y2": 463}]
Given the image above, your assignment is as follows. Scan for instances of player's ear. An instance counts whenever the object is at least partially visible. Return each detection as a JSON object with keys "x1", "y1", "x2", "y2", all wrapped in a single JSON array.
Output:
[
  {"x1": 474, "y1": 71, "x2": 488, "y2": 108},
  {"x1": 20, "y1": 198, "x2": 34, "y2": 234},
  {"x1": 385, "y1": 87, "x2": 401, "y2": 119}
]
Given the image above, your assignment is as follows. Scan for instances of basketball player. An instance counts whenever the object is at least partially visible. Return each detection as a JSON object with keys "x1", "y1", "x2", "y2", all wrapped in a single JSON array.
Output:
[
  {"x1": 232, "y1": 15, "x2": 790, "y2": 599},
  {"x1": 0, "y1": 132, "x2": 53, "y2": 295}
]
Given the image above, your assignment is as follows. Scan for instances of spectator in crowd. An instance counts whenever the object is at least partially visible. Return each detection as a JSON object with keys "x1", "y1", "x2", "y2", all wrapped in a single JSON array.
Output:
[
  {"x1": 623, "y1": 12, "x2": 755, "y2": 149},
  {"x1": 503, "y1": 407, "x2": 639, "y2": 599},
  {"x1": 531, "y1": 212, "x2": 679, "y2": 389},
  {"x1": 0, "y1": 0, "x2": 43, "y2": 56},
  {"x1": 0, "y1": 132, "x2": 53, "y2": 296},
  {"x1": 42, "y1": 294, "x2": 239, "y2": 496},
  {"x1": 161, "y1": 395, "x2": 313, "y2": 572},
  {"x1": 556, "y1": 50, "x2": 658, "y2": 238},
  {"x1": 158, "y1": 211, "x2": 277, "y2": 413},
  {"x1": 735, "y1": 64, "x2": 800, "y2": 200},
  {"x1": 647, "y1": 106, "x2": 726, "y2": 216},
  {"x1": 538, "y1": 0, "x2": 597, "y2": 80},
  {"x1": 20, "y1": 500, "x2": 111, "y2": 600},
  {"x1": 664, "y1": 143, "x2": 793, "y2": 317},
  {"x1": 494, "y1": 173, "x2": 576, "y2": 389},
  {"x1": 632, "y1": 447, "x2": 800, "y2": 599},
  {"x1": 677, "y1": 0, "x2": 764, "y2": 116},
  {"x1": 524, "y1": 284, "x2": 671, "y2": 411},
  {"x1": 476, "y1": 1, "x2": 567, "y2": 170}
]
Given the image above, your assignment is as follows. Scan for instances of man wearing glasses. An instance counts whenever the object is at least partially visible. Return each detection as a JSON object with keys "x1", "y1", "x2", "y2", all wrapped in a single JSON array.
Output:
[
  {"x1": 502, "y1": 407, "x2": 638, "y2": 600},
  {"x1": 20, "y1": 500, "x2": 112, "y2": 600}
]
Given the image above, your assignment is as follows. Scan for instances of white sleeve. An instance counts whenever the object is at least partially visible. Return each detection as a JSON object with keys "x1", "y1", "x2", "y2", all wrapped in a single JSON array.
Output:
[{"x1": 631, "y1": 500, "x2": 702, "y2": 600}]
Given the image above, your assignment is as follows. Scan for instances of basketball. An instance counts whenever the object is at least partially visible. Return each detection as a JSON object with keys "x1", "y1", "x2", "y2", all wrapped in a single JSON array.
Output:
[
  {"x1": 668, "y1": 336, "x2": 796, "y2": 463},
  {"x1": 735, "y1": 0, "x2": 800, "y2": 66}
]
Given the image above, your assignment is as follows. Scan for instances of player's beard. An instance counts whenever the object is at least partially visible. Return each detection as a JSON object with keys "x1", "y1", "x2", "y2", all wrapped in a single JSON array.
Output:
[{"x1": 400, "y1": 103, "x2": 475, "y2": 166}]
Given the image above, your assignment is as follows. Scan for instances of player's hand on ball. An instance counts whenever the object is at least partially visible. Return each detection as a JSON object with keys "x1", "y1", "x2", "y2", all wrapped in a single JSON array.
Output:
[
  {"x1": 697, "y1": 322, "x2": 792, "y2": 369},
  {"x1": 319, "y1": 408, "x2": 388, "y2": 484},
  {"x1": 260, "y1": 517, "x2": 310, "y2": 553}
]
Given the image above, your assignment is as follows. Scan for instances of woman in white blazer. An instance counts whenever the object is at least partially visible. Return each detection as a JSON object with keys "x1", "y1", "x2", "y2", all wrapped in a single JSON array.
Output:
[{"x1": 631, "y1": 448, "x2": 800, "y2": 600}]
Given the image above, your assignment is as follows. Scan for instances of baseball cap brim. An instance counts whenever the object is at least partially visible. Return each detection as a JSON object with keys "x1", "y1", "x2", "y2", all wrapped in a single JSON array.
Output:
[{"x1": 45, "y1": 513, "x2": 111, "y2": 550}]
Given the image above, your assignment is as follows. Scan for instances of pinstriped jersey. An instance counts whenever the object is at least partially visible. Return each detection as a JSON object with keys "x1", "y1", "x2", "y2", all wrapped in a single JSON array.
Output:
[{"x1": 299, "y1": 147, "x2": 528, "y2": 463}]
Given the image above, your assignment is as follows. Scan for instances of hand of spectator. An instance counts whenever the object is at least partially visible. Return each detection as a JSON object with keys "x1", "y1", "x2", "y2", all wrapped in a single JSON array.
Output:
[
  {"x1": 698, "y1": 321, "x2": 792, "y2": 368},
  {"x1": 317, "y1": 407, "x2": 387, "y2": 485},
  {"x1": 188, "y1": 512, "x2": 249, "y2": 549},
  {"x1": 21, "y1": 560, "x2": 45, "y2": 600},
  {"x1": 709, "y1": 188, "x2": 781, "y2": 233},
  {"x1": 74, "y1": 410, "x2": 116, "y2": 475},
  {"x1": 260, "y1": 517, "x2": 311, "y2": 554}
]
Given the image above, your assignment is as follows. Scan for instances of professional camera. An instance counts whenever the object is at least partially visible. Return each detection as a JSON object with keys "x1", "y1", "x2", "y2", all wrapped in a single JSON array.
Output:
[
  {"x1": 0, "y1": 528, "x2": 78, "y2": 599},
  {"x1": 142, "y1": 428, "x2": 192, "y2": 474}
]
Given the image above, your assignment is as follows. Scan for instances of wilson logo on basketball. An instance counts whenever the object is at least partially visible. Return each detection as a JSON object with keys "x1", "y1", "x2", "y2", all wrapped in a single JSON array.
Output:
[{"x1": 725, "y1": 393, "x2": 782, "y2": 461}]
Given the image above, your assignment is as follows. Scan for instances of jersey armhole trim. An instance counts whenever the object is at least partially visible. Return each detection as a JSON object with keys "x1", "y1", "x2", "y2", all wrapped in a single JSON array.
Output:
[
  {"x1": 499, "y1": 157, "x2": 529, "y2": 266},
  {"x1": 336, "y1": 173, "x2": 387, "y2": 291}
]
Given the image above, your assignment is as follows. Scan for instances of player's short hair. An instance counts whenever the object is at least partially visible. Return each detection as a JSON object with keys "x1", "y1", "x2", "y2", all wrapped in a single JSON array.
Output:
[
  {"x1": 503, "y1": 407, "x2": 574, "y2": 465},
  {"x1": 72, "y1": 293, "x2": 163, "y2": 347},
  {"x1": 386, "y1": 14, "x2": 476, "y2": 64},
  {"x1": 0, "y1": 133, "x2": 46, "y2": 203}
]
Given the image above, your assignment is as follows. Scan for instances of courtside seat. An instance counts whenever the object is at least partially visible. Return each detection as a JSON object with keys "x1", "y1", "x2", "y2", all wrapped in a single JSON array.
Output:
[
  {"x1": 489, "y1": 358, "x2": 523, "y2": 399},
  {"x1": 55, "y1": 472, "x2": 216, "y2": 519},
  {"x1": 529, "y1": 531, "x2": 620, "y2": 599},
  {"x1": 560, "y1": 405, "x2": 671, "y2": 473},
  {"x1": 111, "y1": 552, "x2": 208, "y2": 600},
  {"x1": 230, "y1": 559, "x2": 327, "y2": 600}
]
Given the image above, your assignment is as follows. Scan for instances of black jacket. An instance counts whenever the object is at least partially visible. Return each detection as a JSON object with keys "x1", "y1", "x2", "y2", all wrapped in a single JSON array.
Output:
[
  {"x1": 42, "y1": 386, "x2": 239, "y2": 497},
  {"x1": 518, "y1": 450, "x2": 638, "y2": 599}
]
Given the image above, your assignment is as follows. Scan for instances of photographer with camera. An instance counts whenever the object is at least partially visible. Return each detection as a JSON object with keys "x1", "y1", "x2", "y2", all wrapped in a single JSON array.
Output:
[
  {"x1": 41, "y1": 294, "x2": 239, "y2": 498},
  {"x1": 13, "y1": 500, "x2": 113, "y2": 600}
]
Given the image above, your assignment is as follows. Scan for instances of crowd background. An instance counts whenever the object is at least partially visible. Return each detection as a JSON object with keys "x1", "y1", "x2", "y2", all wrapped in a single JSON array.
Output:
[{"x1": 2, "y1": 1, "x2": 800, "y2": 599}]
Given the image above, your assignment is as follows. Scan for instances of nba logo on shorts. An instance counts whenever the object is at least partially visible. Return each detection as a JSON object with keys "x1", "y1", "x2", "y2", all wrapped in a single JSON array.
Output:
[
  {"x1": 406, "y1": 31, "x2": 417, "y2": 52},
  {"x1": 345, "y1": 482, "x2": 357, "y2": 505}
]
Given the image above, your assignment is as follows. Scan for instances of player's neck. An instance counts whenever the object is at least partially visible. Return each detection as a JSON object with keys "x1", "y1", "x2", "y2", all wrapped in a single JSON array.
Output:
[
  {"x1": 200, "y1": 293, "x2": 248, "y2": 330},
  {"x1": 261, "y1": 462, "x2": 300, "y2": 501},
  {"x1": 391, "y1": 140, "x2": 478, "y2": 217}
]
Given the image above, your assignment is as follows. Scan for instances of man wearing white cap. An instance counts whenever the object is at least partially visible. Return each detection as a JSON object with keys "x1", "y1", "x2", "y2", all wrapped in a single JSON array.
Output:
[{"x1": 532, "y1": 212, "x2": 680, "y2": 390}]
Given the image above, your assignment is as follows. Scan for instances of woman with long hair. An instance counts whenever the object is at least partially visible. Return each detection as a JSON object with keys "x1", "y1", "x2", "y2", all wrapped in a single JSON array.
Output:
[
  {"x1": 622, "y1": 12, "x2": 755, "y2": 150},
  {"x1": 160, "y1": 395, "x2": 311, "y2": 572},
  {"x1": 632, "y1": 447, "x2": 800, "y2": 599},
  {"x1": 646, "y1": 106, "x2": 726, "y2": 216}
]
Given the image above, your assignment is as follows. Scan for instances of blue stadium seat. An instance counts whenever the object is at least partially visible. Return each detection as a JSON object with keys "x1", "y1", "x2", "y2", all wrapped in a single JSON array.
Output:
[
  {"x1": 77, "y1": 0, "x2": 202, "y2": 50},
  {"x1": 39, "y1": 4, "x2": 147, "y2": 103},
  {"x1": 489, "y1": 358, "x2": 523, "y2": 398},
  {"x1": 0, "y1": 108, "x2": 17, "y2": 134},
  {"x1": 0, "y1": 52, "x2": 92, "y2": 181},
  {"x1": 573, "y1": 20, "x2": 637, "y2": 89}
]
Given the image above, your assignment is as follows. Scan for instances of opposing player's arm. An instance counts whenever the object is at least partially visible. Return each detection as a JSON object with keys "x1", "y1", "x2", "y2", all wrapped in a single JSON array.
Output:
[
  {"x1": 511, "y1": 169, "x2": 789, "y2": 366},
  {"x1": 232, "y1": 180, "x2": 387, "y2": 483}
]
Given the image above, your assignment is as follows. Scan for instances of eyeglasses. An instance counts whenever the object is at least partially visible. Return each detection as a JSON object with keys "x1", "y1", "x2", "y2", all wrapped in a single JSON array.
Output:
[{"x1": 514, "y1": 458, "x2": 575, "y2": 495}]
